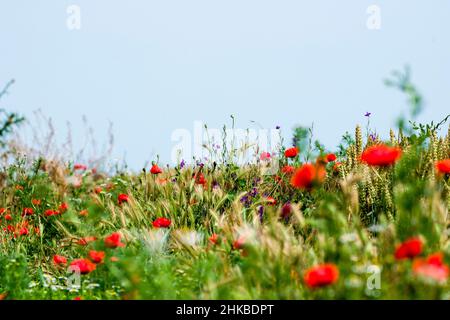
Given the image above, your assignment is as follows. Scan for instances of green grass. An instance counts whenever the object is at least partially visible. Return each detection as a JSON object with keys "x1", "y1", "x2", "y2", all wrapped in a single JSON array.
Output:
[
  {"x1": 0, "y1": 71, "x2": 449, "y2": 300},
  {"x1": 0, "y1": 118, "x2": 449, "y2": 300}
]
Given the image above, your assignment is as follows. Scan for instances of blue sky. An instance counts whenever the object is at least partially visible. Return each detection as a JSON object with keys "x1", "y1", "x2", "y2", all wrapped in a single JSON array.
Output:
[{"x1": 1, "y1": 1, "x2": 449, "y2": 169}]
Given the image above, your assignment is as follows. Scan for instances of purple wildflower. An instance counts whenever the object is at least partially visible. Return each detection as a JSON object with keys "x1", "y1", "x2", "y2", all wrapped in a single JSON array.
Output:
[
  {"x1": 196, "y1": 161, "x2": 204, "y2": 168},
  {"x1": 252, "y1": 177, "x2": 261, "y2": 186},
  {"x1": 258, "y1": 205, "x2": 264, "y2": 223},
  {"x1": 240, "y1": 195, "x2": 251, "y2": 207},
  {"x1": 249, "y1": 187, "x2": 258, "y2": 198},
  {"x1": 240, "y1": 188, "x2": 259, "y2": 208}
]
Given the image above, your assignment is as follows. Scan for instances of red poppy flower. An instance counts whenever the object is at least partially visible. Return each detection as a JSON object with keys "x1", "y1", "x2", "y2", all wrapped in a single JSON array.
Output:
[
  {"x1": 73, "y1": 296, "x2": 83, "y2": 300},
  {"x1": 265, "y1": 196, "x2": 277, "y2": 205},
  {"x1": 150, "y1": 164, "x2": 162, "y2": 174},
  {"x1": 45, "y1": 209, "x2": 59, "y2": 217},
  {"x1": 326, "y1": 153, "x2": 337, "y2": 162},
  {"x1": 5, "y1": 214, "x2": 12, "y2": 221},
  {"x1": 333, "y1": 162, "x2": 342, "y2": 172},
  {"x1": 58, "y1": 202, "x2": 69, "y2": 213},
  {"x1": 79, "y1": 209, "x2": 89, "y2": 217},
  {"x1": 412, "y1": 253, "x2": 449, "y2": 283},
  {"x1": 361, "y1": 144, "x2": 402, "y2": 167},
  {"x1": 32, "y1": 199, "x2": 41, "y2": 206},
  {"x1": 233, "y1": 237, "x2": 246, "y2": 250},
  {"x1": 195, "y1": 173, "x2": 207, "y2": 186},
  {"x1": 19, "y1": 227, "x2": 29, "y2": 236},
  {"x1": 208, "y1": 233, "x2": 221, "y2": 245},
  {"x1": 104, "y1": 232, "x2": 125, "y2": 248},
  {"x1": 284, "y1": 147, "x2": 299, "y2": 158},
  {"x1": 94, "y1": 187, "x2": 102, "y2": 194},
  {"x1": 70, "y1": 259, "x2": 96, "y2": 275},
  {"x1": 435, "y1": 159, "x2": 450, "y2": 175},
  {"x1": 304, "y1": 263, "x2": 339, "y2": 288},
  {"x1": 118, "y1": 193, "x2": 129, "y2": 205},
  {"x1": 260, "y1": 152, "x2": 271, "y2": 161},
  {"x1": 426, "y1": 252, "x2": 444, "y2": 266},
  {"x1": 0, "y1": 208, "x2": 6, "y2": 215},
  {"x1": 290, "y1": 164, "x2": 326, "y2": 189},
  {"x1": 395, "y1": 237, "x2": 423, "y2": 260},
  {"x1": 88, "y1": 250, "x2": 105, "y2": 264},
  {"x1": 281, "y1": 165, "x2": 295, "y2": 174},
  {"x1": 281, "y1": 203, "x2": 293, "y2": 219},
  {"x1": 53, "y1": 255, "x2": 67, "y2": 265},
  {"x1": 74, "y1": 164, "x2": 87, "y2": 171},
  {"x1": 77, "y1": 236, "x2": 97, "y2": 246},
  {"x1": 156, "y1": 178, "x2": 168, "y2": 185},
  {"x1": 22, "y1": 208, "x2": 34, "y2": 216},
  {"x1": 152, "y1": 217, "x2": 172, "y2": 228}
]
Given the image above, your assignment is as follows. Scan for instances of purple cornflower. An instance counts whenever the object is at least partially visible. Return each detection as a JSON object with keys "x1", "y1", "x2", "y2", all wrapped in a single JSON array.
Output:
[
  {"x1": 240, "y1": 188, "x2": 259, "y2": 208},
  {"x1": 252, "y1": 177, "x2": 261, "y2": 186},
  {"x1": 240, "y1": 195, "x2": 251, "y2": 207},
  {"x1": 180, "y1": 159, "x2": 186, "y2": 169},
  {"x1": 364, "y1": 112, "x2": 372, "y2": 117},
  {"x1": 196, "y1": 161, "x2": 204, "y2": 168},
  {"x1": 276, "y1": 125, "x2": 281, "y2": 129},
  {"x1": 240, "y1": 195, "x2": 248, "y2": 203},
  {"x1": 258, "y1": 205, "x2": 264, "y2": 223},
  {"x1": 249, "y1": 187, "x2": 258, "y2": 197}
]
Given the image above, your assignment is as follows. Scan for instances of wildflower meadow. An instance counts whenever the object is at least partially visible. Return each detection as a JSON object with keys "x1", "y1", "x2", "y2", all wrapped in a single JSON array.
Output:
[{"x1": 0, "y1": 70, "x2": 449, "y2": 301}]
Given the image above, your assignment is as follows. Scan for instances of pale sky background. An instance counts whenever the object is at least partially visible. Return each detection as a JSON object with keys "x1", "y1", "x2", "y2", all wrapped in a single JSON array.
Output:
[{"x1": 1, "y1": 1, "x2": 449, "y2": 170}]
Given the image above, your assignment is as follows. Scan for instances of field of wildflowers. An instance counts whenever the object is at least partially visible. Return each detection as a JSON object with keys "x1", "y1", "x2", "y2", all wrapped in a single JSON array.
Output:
[{"x1": 0, "y1": 74, "x2": 449, "y2": 300}]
